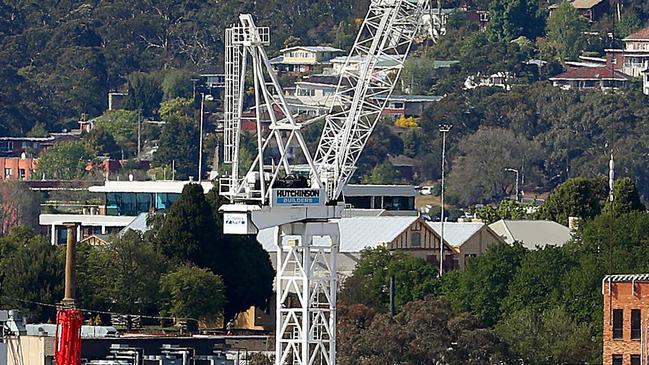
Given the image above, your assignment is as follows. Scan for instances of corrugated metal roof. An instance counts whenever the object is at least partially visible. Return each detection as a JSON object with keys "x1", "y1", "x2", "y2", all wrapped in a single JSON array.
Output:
[
  {"x1": 342, "y1": 184, "x2": 416, "y2": 197},
  {"x1": 426, "y1": 222, "x2": 485, "y2": 247},
  {"x1": 257, "y1": 216, "x2": 419, "y2": 253},
  {"x1": 571, "y1": 0, "x2": 605, "y2": 9},
  {"x1": 488, "y1": 220, "x2": 572, "y2": 249},
  {"x1": 281, "y1": 46, "x2": 344, "y2": 53},
  {"x1": 118, "y1": 212, "x2": 150, "y2": 236}
]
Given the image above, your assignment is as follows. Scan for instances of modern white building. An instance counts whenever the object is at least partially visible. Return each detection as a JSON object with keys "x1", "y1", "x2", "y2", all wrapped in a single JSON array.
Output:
[
  {"x1": 39, "y1": 180, "x2": 215, "y2": 245},
  {"x1": 488, "y1": 219, "x2": 573, "y2": 250}
]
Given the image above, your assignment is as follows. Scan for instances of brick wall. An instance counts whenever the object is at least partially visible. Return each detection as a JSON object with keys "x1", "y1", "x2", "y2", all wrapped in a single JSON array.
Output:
[
  {"x1": 603, "y1": 280, "x2": 649, "y2": 365},
  {"x1": 0, "y1": 157, "x2": 38, "y2": 180}
]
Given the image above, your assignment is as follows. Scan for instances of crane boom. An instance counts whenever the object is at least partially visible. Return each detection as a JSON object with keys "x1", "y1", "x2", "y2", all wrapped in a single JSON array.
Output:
[
  {"x1": 315, "y1": 0, "x2": 430, "y2": 201},
  {"x1": 219, "y1": 2, "x2": 430, "y2": 365}
]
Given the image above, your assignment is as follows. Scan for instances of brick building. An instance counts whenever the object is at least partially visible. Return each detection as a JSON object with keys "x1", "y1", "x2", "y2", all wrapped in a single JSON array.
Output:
[
  {"x1": 602, "y1": 274, "x2": 649, "y2": 365},
  {"x1": 0, "y1": 157, "x2": 38, "y2": 180}
]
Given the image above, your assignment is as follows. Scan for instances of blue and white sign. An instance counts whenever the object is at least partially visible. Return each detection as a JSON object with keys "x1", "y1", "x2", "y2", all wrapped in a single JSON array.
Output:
[{"x1": 272, "y1": 189, "x2": 325, "y2": 207}]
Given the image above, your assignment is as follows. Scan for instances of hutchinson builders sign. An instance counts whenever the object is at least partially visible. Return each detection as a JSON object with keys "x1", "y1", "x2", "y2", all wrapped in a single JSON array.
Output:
[{"x1": 271, "y1": 189, "x2": 326, "y2": 207}]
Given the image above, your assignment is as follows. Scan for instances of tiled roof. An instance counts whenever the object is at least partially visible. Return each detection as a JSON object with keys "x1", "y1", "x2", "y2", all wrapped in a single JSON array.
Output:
[
  {"x1": 549, "y1": 67, "x2": 629, "y2": 81},
  {"x1": 625, "y1": 27, "x2": 649, "y2": 41}
]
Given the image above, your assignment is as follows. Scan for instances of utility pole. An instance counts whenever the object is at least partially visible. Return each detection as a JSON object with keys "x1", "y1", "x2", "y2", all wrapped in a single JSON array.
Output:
[
  {"x1": 504, "y1": 168, "x2": 520, "y2": 202},
  {"x1": 439, "y1": 124, "x2": 452, "y2": 277},
  {"x1": 137, "y1": 111, "x2": 142, "y2": 159},
  {"x1": 191, "y1": 78, "x2": 199, "y2": 100},
  {"x1": 198, "y1": 93, "x2": 205, "y2": 182}
]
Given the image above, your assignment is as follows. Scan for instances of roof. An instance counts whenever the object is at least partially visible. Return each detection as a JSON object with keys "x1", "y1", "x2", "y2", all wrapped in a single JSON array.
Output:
[
  {"x1": 602, "y1": 274, "x2": 649, "y2": 283},
  {"x1": 549, "y1": 67, "x2": 629, "y2": 81},
  {"x1": 624, "y1": 27, "x2": 649, "y2": 41},
  {"x1": 432, "y1": 60, "x2": 460, "y2": 68},
  {"x1": 330, "y1": 55, "x2": 404, "y2": 69},
  {"x1": 388, "y1": 155, "x2": 418, "y2": 167},
  {"x1": 488, "y1": 220, "x2": 573, "y2": 249},
  {"x1": 118, "y1": 212, "x2": 151, "y2": 236},
  {"x1": 280, "y1": 46, "x2": 344, "y2": 54},
  {"x1": 342, "y1": 184, "x2": 416, "y2": 197},
  {"x1": 89, "y1": 180, "x2": 215, "y2": 194},
  {"x1": 426, "y1": 222, "x2": 486, "y2": 247},
  {"x1": 257, "y1": 216, "x2": 421, "y2": 253},
  {"x1": 0, "y1": 136, "x2": 55, "y2": 142},
  {"x1": 571, "y1": 0, "x2": 605, "y2": 9},
  {"x1": 373, "y1": 95, "x2": 444, "y2": 103}
]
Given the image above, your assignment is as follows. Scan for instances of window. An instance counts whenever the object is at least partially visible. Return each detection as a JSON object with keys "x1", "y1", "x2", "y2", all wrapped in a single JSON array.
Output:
[
  {"x1": 613, "y1": 309, "x2": 624, "y2": 339},
  {"x1": 4, "y1": 168, "x2": 11, "y2": 177},
  {"x1": 19, "y1": 169, "x2": 25, "y2": 179},
  {"x1": 411, "y1": 232, "x2": 421, "y2": 247},
  {"x1": 612, "y1": 354, "x2": 623, "y2": 365},
  {"x1": 632, "y1": 309, "x2": 641, "y2": 340},
  {"x1": 631, "y1": 355, "x2": 641, "y2": 365}
]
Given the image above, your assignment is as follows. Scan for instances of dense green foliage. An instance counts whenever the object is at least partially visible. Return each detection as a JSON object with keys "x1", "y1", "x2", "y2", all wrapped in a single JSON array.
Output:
[
  {"x1": 0, "y1": 1, "x2": 366, "y2": 135},
  {"x1": 159, "y1": 264, "x2": 225, "y2": 322}
]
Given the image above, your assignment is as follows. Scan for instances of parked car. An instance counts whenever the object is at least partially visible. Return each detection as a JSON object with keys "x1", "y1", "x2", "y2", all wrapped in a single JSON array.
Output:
[{"x1": 420, "y1": 186, "x2": 434, "y2": 195}]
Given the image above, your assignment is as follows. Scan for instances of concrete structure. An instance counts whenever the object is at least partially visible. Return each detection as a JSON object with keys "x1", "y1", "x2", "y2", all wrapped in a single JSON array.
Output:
[
  {"x1": 0, "y1": 157, "x2": 38, "y2": 180},
  {"x1": 427, "y1": 222, "x2": 505, "y2": 269},
  {"x1": 108, "y1": 92, "x2": 127, "y2": 111},
  {"x1": 549, "y1": 67, "x2": 629, "y2": 91},
  {"x1": 269, "y1": 46, "x2": 343, "y2": 73},
  {"x1": 602, "y1": 274, "x2": 649, "y2": 365},
  {"x1": 39, "y1": 180, "x2": 215, "y2": 245},
  {"x1": 488, "y1": 219, "x2": 573, "y2": 250}
]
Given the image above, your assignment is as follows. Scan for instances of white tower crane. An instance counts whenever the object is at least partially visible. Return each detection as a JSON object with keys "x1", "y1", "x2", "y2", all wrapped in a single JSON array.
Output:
[{"x1": 220, "y1": 1, "x2": 430, "y2": 364}]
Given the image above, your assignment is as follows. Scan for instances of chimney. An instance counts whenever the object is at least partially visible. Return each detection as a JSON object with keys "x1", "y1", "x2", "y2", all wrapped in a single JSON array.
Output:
[{"x1": 62, "y1": 223, "x2": 78, "y2": 307}]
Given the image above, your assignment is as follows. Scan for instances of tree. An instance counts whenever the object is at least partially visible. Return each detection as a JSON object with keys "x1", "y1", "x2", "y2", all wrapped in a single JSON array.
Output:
[
  {"x1": 339, "y1": 247, "x2": 439, "y2": 312},
  {"x1": 0, "y1": 227, "x2": 64, "y2": 322},
  {"x1": 447, "y1": 127, "x2": 543, "y2": 205},
  {"x1": 501, "y1": 245, "x2": 575, "y2": 314},
  {"x1": 27, "y1": 122, "x2": 49, "y2": 138},
  {"x1": 152, "y1": 184, "x2": 218, "y2": 267},
  {"x1": 159, "y1": 264, "x2": 225, "y2": 322},
  {"x1": 545, "y1": 2, "x2": 587, "y2": 61},
  {"x1": 361, "y1": 162, "x2": 400, "y2": 184},
  {"x1": 35, "y1": 141, "x2": 93, "y2": 180},
  {"x1": 0, "y1": 181, "x2": 41, "y2": 235},
  {"x1": 153, "y1": 113, "x2": 200, "y2": 180},
  {"x1": 540, "y1": 177, "x2": 607, "y2": 226},
  {"x1": 123, "y1": 72, "x2": 163, "y2": 117},
  {"x1": 488, "y1": 0, "x2": 544, "y2": 42},
  {"x1": 161, "y1": 69, "x2": 194, "y2": 100},
  {"x1": 83, "y1": 126, "x2": 121, "y2": 159},
  {"x1": 603, "y1": 177, "x2": 645, "y2": 215},
  {"x1": 94, "y1": 110, "x2": 139, "y2": 157},
  {"x1": 441, "y1": 243, "x2": 527, "y2": 326},
  {"x1": 496, "y1": 306, "x2": 596, "y2": 364},
  {"x1": 338, "y1": 296, "x2": 509, "y2": 365},
  {"x1": 79, "y1": 231, "x2": 168, "y2": 315}
]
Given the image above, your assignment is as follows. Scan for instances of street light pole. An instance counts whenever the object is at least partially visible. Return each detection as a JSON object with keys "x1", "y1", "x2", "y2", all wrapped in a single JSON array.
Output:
[
  {"x1": 198, "y1": 93, "x2": 205, "y2": 182},
  {"x1": 504, "y1": 168, "x2": 519, "y2": 202},
  {"x1": 439, "y1": 124, "x2": 452, "y2": 277}
]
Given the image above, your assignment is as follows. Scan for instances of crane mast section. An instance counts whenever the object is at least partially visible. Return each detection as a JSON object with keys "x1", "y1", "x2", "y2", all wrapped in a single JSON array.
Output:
[{"x1": 314, "y1": 0, "x2": 429, "y2": 201}]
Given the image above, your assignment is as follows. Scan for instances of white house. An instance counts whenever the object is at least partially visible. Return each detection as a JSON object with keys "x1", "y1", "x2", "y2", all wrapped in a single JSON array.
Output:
[{"x1": 270, "y1": 46, "x2": 343, "y2": 73}]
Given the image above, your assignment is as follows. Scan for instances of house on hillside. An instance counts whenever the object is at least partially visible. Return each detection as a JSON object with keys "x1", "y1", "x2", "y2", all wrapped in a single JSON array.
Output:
[
  {"x1": 427, "y1": 222, "x2": 505, "y2": 269},
  {"x1": 464, "y1": 72, "x2": 514, "y2": 91},
  {"x1": 606, "y1": 27, "x2": 649, "y2": 78},
  {"x1": 270, "y1": 46, "x2": 344, "y2": 74},
  {"x1": 0, "y1": 156, "x2": 38, "y2": 180},
  {"x1": 373, "y1": 95, "x2": 444, "y2": 119},
  {"x1": 549, "y1": 67, "x2": 629, "y2": 91},
  {"x1": 549, "y1": 0, "x2": 609, "y2": 22},
  {"x1": 488, "y1": 219, "x2": 573, "y2": 250}
]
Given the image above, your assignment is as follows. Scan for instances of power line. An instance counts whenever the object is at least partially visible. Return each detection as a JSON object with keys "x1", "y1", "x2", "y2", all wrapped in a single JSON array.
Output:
[{"x1": 0, "y1": 295, "x2": 198, "y2": 323}]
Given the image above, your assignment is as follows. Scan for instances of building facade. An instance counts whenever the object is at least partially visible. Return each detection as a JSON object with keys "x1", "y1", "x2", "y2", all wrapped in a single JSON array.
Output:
[
  {"x1": 0, "y1": 157, "x2": 38, "y2": 180},
  {"x1": 602, "y1": 274, "x2": 649, "y2": 365},
  {"x1": 270, "y1": 46, "x2": 343, "y2": 74}
]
